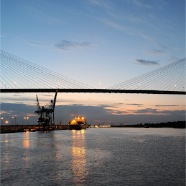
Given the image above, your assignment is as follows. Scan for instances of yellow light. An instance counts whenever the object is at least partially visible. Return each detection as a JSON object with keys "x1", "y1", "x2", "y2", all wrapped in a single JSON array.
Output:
[
  {"x1": 71, "y1": 119, "x2": 77, "y2": 125},
  {"x1": 81, "y1": 129, "x2": 85, "y2": 134}
]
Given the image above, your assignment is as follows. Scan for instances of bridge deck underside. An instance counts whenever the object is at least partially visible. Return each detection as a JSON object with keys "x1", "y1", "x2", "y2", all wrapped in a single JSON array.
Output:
[{"x1": 0, "y1": 89, "x2": 185, "y2": 95}]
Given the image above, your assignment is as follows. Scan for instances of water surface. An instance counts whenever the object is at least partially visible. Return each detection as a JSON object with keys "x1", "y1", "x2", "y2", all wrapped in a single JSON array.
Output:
[{"x1": 1, "y1": 128, "x2": 185, "y2": 186}]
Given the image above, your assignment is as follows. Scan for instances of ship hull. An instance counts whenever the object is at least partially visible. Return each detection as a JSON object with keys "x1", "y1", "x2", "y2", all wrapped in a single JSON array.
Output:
[{"x1": 69, "y1": 124, "x2": 87, "y2": 130}]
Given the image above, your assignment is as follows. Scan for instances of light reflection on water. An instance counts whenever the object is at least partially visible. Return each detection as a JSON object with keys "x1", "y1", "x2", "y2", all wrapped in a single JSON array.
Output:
[
  {"x1": 23, "y1": 132, "x2": 30, "y2": 168},
  {"x1": 71, "y1": 130, "x2": 88, "y2": 184},
  {"x1": 1, "y1": 134, "x2": 10, "y2": 169},
  {"x1": 0, "y1": 128, "x2": 185, "y2": 186},
  {"x1": 23, "y1": 131, "x2": 30, "y2": 149}
]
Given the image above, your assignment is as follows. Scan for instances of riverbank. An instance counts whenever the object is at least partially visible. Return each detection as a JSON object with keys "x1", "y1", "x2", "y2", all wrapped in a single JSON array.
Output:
[
  {"x1": 0, "y1": 124, "x2": 70, "y2": 133},
  {"x1": 111, "y1": 121, "x2": 185, "y2": 128},
  {"x1": 0, "y1": 121, "x2": 185, "y2": 133}
]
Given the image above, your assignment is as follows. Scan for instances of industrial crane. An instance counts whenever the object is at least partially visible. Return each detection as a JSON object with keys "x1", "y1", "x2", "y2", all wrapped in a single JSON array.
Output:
[{"x1": 35, "y1": 91, "x2": 57, "y2": 131}]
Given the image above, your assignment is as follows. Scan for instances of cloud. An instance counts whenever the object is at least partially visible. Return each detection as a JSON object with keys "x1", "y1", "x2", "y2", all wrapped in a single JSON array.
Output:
[
  {"x1": 126, "y1": 103, "x2": 143, "y2": 106},
  {"x1": 134, "y1": 108, "x2": 159, "y2": 114},
  {"x1": 26, "y1": 41, "x2": 49, "y2": 49},
  {"x1": 88, "y1": 0, "x2": 103, "y2": 6},
  {"x1": 0, "y1": 110, "x2": 13, "y2": 115},
  {"x1": 136, "y1": 59, "x2": 160, "y2": 66},
  {"x1": 55, "y1": 40, "x2": 91, "y2": 50},
  {"x1": 103, "y1": 20, "x2": 132, "y2": 33},
  {"x1": 109, "y1": 108, "x2": 159, "y2": 115},
  {"x1": 106, "y1": 109, "x2": 127, "y2": 115},
  {"x1": 149, "y1": 49, "x2": 165, "y2": 55},
  {"x1": 103, "y1": 19, "x2": 157, "y2": 45},
  {"x1": 129, "y1": 0, "x2": 169, "y2": 10},
  {"x1": 132, "y1": 108, "x2": 186, "y2": 116},
  {"x1": 160, "y1": 110, "x2": 185, "y2": 115},
  {"x1": 28, "y1": 5, "x2": 63, "y2": 25},
  {"x1": 128, "y1": 0, "x2": 152, "y2": 9},
  {"x1": 87, "y1": 0, "x2": 114, "y2": 12},
  {"x1": 106, "y1": 106, "x2": 185, "y2": 116},
  {"x1": 155, "y1": 104, "x2": 180, "y2": 107},
  {"x1": 1, "y1": 103, "x2": 185, "y2": 125}
]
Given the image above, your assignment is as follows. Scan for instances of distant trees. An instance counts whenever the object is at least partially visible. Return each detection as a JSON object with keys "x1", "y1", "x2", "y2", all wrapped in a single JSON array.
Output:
[{"x1": 111, "y1": 121, "x2": 185, "y2": 128}]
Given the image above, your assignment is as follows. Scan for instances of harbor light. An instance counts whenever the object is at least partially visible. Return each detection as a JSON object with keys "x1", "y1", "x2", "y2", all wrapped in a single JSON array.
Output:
[
  {"x1": 1, "y1": 117, "x2": 4, "y2": 125},
  {"x1": 24, "y1": 116, "x2": 29, "y2": 125}
]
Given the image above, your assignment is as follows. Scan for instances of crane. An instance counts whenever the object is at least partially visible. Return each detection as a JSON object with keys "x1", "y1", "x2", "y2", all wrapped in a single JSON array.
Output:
[{"x1": 35, "y1": 90, "x2": 58, "y2": 131}]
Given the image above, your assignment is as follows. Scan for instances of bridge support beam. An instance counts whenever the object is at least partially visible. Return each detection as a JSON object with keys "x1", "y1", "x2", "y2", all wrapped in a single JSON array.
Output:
[{"x1": 0, "y1": 89, "x2": 185, "y2": 95}]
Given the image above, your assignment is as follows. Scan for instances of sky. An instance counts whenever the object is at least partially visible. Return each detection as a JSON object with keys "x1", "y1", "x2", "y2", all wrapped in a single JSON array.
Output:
[{"x1": 1, "y1": 0, "x2": 185, "y2": 125}]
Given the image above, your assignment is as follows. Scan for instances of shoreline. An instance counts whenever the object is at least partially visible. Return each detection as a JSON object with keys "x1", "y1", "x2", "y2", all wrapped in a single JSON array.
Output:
[{"x1": 0, "y1": 121, "x2": 185, "y2": 133}]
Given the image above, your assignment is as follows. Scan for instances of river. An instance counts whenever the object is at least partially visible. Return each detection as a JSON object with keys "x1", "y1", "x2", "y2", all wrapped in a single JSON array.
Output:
[{"x1": 0, "y1": 128, "x2": 185, "y2": 186}]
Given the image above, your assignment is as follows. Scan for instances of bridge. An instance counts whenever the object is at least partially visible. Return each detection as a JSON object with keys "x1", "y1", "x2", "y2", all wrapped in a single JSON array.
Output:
[{"x1": 0, "y1": 50, "x2": 185, "y2": 95}]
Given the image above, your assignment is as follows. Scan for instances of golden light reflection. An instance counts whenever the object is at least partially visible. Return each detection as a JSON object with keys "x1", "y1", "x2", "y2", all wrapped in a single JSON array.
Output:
[
  {"x1": 23, "y1": 131, "x2": 30, "y2": 149},
  {"x1": 72, "y1": 129, "x2": 88, "y2": 184},
  {"x1": 23, "y1": 131, "x2": 31, "y2": 168}
]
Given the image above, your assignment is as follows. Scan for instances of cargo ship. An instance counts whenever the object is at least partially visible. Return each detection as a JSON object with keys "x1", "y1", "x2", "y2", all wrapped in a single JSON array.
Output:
[{"x1": 68, "y1": 116, "x2": 87, "y2": 130}]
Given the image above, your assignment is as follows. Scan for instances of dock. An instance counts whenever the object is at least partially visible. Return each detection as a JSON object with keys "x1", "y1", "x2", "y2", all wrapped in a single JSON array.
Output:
[{"x1": 0, "y1": 124, "x2": 70, "y2": 133}]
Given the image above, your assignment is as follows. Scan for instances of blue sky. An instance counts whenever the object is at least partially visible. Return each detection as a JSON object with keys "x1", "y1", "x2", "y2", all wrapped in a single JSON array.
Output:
[{"x1": 1, "y1": 0, "x2": 185, "y2": 125}]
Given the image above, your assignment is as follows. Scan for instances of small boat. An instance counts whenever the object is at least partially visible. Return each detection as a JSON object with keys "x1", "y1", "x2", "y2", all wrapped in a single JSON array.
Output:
[{"x1": 68, "y1": 116, "x2": 87, "y2": 130}]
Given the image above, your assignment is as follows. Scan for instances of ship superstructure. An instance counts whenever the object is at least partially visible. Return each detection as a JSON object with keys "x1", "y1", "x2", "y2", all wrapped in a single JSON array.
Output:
[{"x1": 69, "y1": 116, "x2": 87, "y2": 130}]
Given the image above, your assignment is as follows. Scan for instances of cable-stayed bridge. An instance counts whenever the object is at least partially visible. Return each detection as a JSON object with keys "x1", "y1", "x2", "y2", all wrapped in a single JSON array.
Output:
[{"x1": 0, "y1": 50, "x2": 185, "y2": 95}]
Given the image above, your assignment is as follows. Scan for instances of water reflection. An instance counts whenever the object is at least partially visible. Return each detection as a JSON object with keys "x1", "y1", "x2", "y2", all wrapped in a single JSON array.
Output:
[
  {"x1": 23, "y1": 131, "x2": 30, "y2": 149},
  {"x1": 2, "y1": 134, "x2": 10, "y2": 168},
  {"x1": 23, "y1": 131, "x2": 30, "y2": 168},
  {"x1": 71, "y1": 130, "x2": 88, "y2": 184}
]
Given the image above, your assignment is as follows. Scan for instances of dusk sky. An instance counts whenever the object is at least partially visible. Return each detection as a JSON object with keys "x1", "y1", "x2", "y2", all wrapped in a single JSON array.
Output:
[{"x1": 1, "y1": 0, "x2": 185, "y2": 125}]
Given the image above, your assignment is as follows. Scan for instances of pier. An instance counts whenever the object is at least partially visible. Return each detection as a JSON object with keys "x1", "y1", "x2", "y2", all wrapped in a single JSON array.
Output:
[{"x1": 0, "y1": 124, "x2": 70, "y2": 133}]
